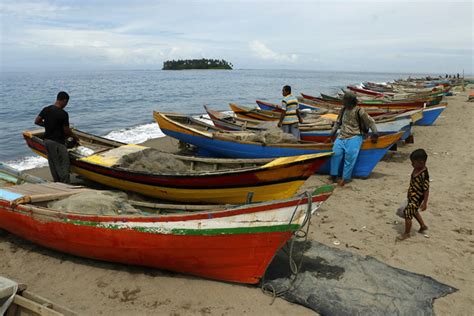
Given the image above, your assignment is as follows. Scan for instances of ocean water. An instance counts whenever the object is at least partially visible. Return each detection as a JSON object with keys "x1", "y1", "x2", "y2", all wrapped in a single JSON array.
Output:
[{"x1": 0, "y1": 69, "x2": 421, "y2": 170}]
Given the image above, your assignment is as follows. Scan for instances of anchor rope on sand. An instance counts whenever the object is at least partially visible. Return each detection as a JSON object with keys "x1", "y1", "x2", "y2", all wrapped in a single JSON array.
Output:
[{"x1": 260, "y1": 191, "x2": 313, "y2": 303}]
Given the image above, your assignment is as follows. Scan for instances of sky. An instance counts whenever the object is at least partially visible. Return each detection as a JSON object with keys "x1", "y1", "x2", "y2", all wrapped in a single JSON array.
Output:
[{"x1": 0, "y1": 0, "x2": 472, "y2": 74}]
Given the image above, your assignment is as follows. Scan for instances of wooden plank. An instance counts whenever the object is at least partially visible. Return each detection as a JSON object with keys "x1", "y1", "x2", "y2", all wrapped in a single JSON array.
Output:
[
  {"x1": 21, "y1": 291, "x2": 77, "y2": 316},
  {"x1": 12, "y1": 295, "x2": 64, "y2": 316}
]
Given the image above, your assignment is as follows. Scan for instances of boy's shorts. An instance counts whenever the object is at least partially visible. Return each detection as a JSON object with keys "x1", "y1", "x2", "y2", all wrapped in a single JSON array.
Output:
[
  {"x1": 404, "y1": 201, "x2": 421, "y2": 219},
  {"x1": 396, "y1": 200, "x2": 421, "y2": 219}
]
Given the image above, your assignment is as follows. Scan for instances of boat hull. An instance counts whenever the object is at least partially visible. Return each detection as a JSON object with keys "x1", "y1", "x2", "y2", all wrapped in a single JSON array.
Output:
[
  {"x1": 414, "y1": 105, "x2": 446, "y2": 126},
  {"x1": 154, "y1": 112, "x2": 403, "y2": 178},
  {"x1": 23, "y1": 131, "x2": 330, "y2": 204},
  {"x1": 0, "y1": 190, "x2": 331, "y2": 284}
]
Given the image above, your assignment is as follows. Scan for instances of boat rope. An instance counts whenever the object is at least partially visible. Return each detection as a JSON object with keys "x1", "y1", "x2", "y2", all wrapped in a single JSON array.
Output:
[{"x1": 260, "y1": 191, "x2": 313, "y2": 303}]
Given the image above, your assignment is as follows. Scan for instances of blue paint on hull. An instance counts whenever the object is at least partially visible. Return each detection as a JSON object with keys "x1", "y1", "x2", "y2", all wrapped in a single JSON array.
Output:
[{"x1": 415, "y1": 107, "x2": 445, "y2": 126}]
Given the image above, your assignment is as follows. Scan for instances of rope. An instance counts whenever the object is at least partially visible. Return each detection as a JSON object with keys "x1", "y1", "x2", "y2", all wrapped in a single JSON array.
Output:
[{"x1": 260, "y1": 191, "x2": 313, "y2": 303}]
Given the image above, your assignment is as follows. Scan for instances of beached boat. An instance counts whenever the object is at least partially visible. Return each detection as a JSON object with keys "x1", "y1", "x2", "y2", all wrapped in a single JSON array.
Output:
[
  {"x1": 299, "y1": 94, "x2": 445, "y2": 126},
  {"x1": 229, "y1": 103, "x2": 283, "y2": 121},
  {"x1": 154, "y1": 112, "x2": 404, "y2": 178},
  {"x1": 301, "y1": 92, "x2": 431, "y2": 109},
  {"x1": 0, "y1": 171, "x2": 334, "y2": 284},
  {"x1": 204, "y1": 105, "x2": 272, "y2": 131},
  {"x1": 347, "y1": 85, "x2": 387, "y2": 97},
  {"x1": 206, "y1": 106, "x2": 412, "y2": 142},
  {"x1": 22, "y1": 129, "x2": 331, "y2": 204},
  {"x1": 413, "y1": 104, "x2": 447, "y2": 126}
]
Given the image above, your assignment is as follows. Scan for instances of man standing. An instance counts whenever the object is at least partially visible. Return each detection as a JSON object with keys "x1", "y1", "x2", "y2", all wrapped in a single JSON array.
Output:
[
  {"x1": 328, "y1": 92, "x2": 379, "y2": 186},
  {"x1": 277, "y1": 85, "x2": 303, "y2": 139},
  {"x1": 35, "y1": 91, "x2": 78, "y2": 183}
]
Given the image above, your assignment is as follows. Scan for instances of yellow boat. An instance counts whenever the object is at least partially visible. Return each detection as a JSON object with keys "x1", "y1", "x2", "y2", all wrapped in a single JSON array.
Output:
[{"x1": 23, "y1": 129, "x2": 332, "y2": 204}]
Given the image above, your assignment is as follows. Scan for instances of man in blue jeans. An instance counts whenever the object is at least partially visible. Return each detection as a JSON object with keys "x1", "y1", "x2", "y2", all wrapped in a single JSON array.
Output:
[{"x1": 327, "y1": 92, "x2": 379, "y2": 186}]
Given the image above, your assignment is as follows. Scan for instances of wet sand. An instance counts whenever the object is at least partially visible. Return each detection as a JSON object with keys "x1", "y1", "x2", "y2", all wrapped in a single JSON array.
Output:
[{"x1": 1, "y1": 87, "x2": 473, "y2": 315}]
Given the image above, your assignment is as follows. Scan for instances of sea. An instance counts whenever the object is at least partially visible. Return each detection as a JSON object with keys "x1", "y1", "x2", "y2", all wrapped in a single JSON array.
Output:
[{"x1": 0, "y1": 69, "x2": 426, "y2": 170}]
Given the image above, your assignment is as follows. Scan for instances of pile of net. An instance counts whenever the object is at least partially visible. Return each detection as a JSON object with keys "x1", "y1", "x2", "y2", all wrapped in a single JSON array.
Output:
[
  {"x1": 116, "y1": 148, "x2": 189, "y2": 174},
  {"x1": 48, "y1": 191, "x2": 137, "y2": 215},
  {"x1": 300, "y1": 116, "x2": 334, "y2": 130},
  {"x1": 215, "y1": 126, "x2": 298, "y2": 144}
]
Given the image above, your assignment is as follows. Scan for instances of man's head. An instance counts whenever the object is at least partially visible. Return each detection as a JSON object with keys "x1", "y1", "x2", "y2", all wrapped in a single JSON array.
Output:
[
  {"x1": 282, "y1": 85, "x2": 291, "y2": 97},
  {"x1": 342, "y1": 92, "x2": 357, "y2": 108},
  {"x1": 410, "y1": 148, "x2": 428, "y2": 169},
  {"x1": 56, "y1": 91, "x2": 70, "y2": 108}
]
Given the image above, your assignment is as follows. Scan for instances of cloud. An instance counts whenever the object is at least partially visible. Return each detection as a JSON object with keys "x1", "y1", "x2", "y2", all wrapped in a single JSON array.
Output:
[
  {"x1": 249, "y1": 40, "x2": 298, "y2": 63},
  {"x1": 0, "y1": 0, "x2": 71, "y2": 18}
]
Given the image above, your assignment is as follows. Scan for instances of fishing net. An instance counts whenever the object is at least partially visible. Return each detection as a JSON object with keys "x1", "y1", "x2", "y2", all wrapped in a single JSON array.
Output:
[
  {"x1": 264, "y1": 241, "x2": 457, "y2": 315},
  {"x1": 48, "y1": 191, "x2": 137, "y2": 215},
  {"x1": 116, "y1": 148, "x2": 189, "y2": 174},
  {"x1": 215, "y1": 127, "x2": 299, "y2": 144}
]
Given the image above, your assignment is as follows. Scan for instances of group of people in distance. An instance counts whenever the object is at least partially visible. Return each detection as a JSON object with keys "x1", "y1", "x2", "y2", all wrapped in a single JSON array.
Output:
[{"x1": 36, "y1": 88, "x2": 429, "y2": 240}]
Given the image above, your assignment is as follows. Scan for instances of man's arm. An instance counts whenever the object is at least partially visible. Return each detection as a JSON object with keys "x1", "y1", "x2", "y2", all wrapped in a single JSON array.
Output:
[
  {"x1": 278, "y1": 101, "x2": 286, "y2": 127},
  {"x1": 360, "y1": 109, "x2": 378, "y2": 134},
  {"x1": 329, "y1": 109, "x2": 343, "y2": 136},
  {"x1": 34, "y1": 116, "x2": 44, "y2": 127},
  {"x1": 360, "y1": 108, "x2": 379, "y2": 143},
  {"x1": 296, "y1": 108, "x2": 303, "y2": 124},
  {"x1": 63, "y1": 125, "x2": 80, "y2": 142},
  {"x1": 277, "y1": 112, "x2": 285, "y2": 127}
]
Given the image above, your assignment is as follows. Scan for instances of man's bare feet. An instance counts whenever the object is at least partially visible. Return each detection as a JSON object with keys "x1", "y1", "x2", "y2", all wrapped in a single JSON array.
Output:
[
  {"x1": 338, "y1": 179, "x2": 346, "y2": 187},
  {"x1": 396, "y1": 233, "x2": 410, "y2": 241},
  {"x1": 418, "y1": 225, "x2": 428, "y2": 233}
]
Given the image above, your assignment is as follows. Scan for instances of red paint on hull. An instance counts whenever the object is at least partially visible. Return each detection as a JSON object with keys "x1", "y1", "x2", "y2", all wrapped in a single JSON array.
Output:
[
  {"x1": 0, "y1": 206, "x2": 292, "y2": 284},
  {"x1": 23, "y1": 136, "x2": 327, "y2": 189}
]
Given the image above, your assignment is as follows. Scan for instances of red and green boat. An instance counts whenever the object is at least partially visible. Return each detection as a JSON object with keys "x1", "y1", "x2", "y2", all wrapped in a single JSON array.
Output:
[{"x1": 0, "y1": 166, "x2": 334, "y2": 284}]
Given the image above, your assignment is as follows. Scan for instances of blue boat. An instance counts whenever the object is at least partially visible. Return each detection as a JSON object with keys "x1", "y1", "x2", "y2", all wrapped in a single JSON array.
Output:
[
  {"x1": 154, "y1": 112, "x2": 404, "y2": 178},
  {"x1": 414, "y1": 105, "x2": 447, "y2": 126}
]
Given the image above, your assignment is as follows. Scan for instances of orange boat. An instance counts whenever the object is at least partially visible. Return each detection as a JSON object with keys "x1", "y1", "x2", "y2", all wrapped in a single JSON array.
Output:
[{"x1": 0, "y1": 165, "x2": 334, "y2": 284}]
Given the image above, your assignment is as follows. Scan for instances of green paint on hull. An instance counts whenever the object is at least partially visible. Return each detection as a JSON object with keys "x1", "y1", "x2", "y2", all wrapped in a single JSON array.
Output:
[{"x1": 64, "y1": 218, "x2": 300, "y2": 236}]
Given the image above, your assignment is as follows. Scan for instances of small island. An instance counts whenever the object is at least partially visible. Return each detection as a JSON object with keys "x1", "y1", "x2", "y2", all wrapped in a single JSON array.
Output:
[{"x1": 163, "y1": 58, "x2": 233, "y2": 70}]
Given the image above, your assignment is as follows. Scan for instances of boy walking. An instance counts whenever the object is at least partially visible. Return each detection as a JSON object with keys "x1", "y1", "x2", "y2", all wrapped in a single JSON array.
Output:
[{"x1": 398, "y1": 149, "x2": 430, "y2": 240}]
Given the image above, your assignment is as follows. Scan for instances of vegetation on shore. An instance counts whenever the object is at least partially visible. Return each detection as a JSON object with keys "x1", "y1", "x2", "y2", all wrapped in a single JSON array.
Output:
[{"x1": 163, "y1": 58, "x2": 233, "y2": 70}]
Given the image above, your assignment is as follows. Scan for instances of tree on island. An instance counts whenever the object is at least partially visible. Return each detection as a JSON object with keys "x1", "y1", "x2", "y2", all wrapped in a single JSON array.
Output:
[{"x1": 163, "y1": 58, "x2": 233, "y2": 70}]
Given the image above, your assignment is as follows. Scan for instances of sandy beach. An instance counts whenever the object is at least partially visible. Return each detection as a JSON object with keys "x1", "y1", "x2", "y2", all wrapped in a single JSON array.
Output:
[{"x1": 1, "y1": 88, "x2": 473, "y2": 315}]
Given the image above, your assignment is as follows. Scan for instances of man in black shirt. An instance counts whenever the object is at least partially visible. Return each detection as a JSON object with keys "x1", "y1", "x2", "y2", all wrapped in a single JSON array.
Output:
[{"x1": 35, "y1": 91, "x2": 78, "y2": 183}]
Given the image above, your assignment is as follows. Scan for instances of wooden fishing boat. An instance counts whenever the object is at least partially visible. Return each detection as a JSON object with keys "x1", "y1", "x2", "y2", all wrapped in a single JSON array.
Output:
[
  {"x1": 301, "y1": 92, "x2": 431, "y2": 109},
  {"x1": 414, "y1": 104, "x2": 447, "y2": 126},
  {"x1": 206, "y1": 106, "x2": 412, "y2": 142},
  {"x1": 255, "y1": 100, "x2": 286, "y2": 113},
  {"x1": 347, "y1": 85, "x2": 388, "y2": 97},
  {"x1": 204, "y1": 105, "x2": 272, "y2": 131},
  {"x1": 300, "y1": 94, "x2": 445, "y2": 126},
  {"x1": 229, "y1": 103, "x2": 282, "y2": 121},
  {"x1": 0, "y1": 172, "x2": 334, "y2": 284},
  {"x1": 154, "y1": 112, "x2": 404, "y2": 178},
  {"x1": 22, "y1": 129, "x2": 332, "y2": 204}
]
